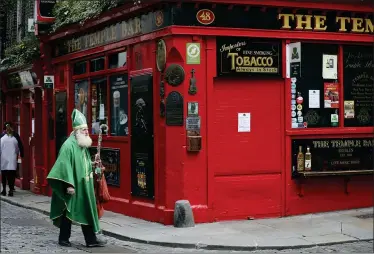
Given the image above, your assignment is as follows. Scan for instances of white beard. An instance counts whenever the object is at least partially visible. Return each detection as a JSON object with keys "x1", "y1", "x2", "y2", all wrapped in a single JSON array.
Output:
[{"x1": 75, "y1": 131, "x2": 92, "y2": 148}]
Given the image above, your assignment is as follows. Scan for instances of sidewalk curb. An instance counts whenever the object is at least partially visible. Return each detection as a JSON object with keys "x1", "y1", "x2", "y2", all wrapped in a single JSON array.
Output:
[{"x1": 0, "y1": 197, "x2": 367, "y2": 251}]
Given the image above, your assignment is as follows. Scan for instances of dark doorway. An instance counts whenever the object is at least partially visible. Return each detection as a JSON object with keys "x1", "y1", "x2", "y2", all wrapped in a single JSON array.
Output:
[
  {"x1": 130, "y1": 73, "x2": 154, "y2": 199},
  {"x1": 55, "y1": 91, "x2": 67, "y2": 157}
]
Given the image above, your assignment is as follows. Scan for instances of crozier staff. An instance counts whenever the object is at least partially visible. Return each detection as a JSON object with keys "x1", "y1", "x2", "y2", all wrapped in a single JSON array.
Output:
[{"x1": 47, "y1": 109, "x2": 106, "y2": 247}]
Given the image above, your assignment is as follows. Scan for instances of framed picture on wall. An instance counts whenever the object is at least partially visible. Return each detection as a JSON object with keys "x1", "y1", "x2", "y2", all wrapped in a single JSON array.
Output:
[{"x1": 110, "y1": 74, "x2": 128, "y2": 136}]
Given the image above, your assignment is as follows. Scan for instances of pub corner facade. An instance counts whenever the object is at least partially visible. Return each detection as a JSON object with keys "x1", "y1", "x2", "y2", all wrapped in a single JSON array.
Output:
[{"x1": 4, "y1": 0, "x2": 373, "y2": 224}]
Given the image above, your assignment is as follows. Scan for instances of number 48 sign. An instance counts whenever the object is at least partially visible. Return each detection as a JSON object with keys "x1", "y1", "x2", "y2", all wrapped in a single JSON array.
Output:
[{"x1": 196, "y1": 9, "x2": 215, "y2": 25}]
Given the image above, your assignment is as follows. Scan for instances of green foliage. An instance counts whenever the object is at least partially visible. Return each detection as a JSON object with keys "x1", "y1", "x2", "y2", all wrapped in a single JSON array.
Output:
[
  {"x1": 0, "y1": 35, "x2": 40, "y2": 72},
  {"x1": 52, "y1": 0, "x2": 124, "y2": 32}
]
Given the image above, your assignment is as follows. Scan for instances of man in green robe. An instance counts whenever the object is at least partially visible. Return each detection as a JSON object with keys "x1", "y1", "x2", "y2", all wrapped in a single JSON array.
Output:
[{"x1": 47, "y1": 109, "x2": 106, "y2": 247}]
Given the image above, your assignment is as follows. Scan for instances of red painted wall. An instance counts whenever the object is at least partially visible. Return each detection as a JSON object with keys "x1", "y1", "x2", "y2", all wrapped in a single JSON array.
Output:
[{"x1": 209, "y1": 78, "x2": 284, "y2": 220}]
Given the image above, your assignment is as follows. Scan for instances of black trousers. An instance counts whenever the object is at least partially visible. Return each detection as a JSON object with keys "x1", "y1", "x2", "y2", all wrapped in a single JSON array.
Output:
[
  {"x1": 59, "y1": 211, "x2": 97, "y2": 244},
  {"x1": 1, "y1": 170, "x2": 16, "y2": 192}
]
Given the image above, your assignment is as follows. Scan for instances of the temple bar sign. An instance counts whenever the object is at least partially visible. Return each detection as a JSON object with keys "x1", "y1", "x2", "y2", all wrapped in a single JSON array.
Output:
[
  {"x1": 66, "y1": 18, "x2": 141, "y2": 53},
  {"x1": 279, "y1": 14, "x2": 373, "y2": 33}
]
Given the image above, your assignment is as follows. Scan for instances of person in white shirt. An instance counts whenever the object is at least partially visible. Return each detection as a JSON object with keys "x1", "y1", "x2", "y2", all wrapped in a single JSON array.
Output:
[{"x1": 1, "y1": 122, "x2": 24, "y2": 196}]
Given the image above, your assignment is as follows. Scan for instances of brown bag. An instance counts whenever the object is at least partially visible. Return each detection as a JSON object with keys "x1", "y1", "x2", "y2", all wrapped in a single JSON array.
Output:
[
  {"x1": 95, "y1": 174, "x2": 111, "y2": 203},
  {"x1": 97, "y1": 175, "x2": 111, "y2": 203}
]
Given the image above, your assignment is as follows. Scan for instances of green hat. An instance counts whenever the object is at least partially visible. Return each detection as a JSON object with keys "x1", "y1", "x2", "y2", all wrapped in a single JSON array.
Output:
[{"x1": 71, "y1": 109, "x2": 88, "y2": 130}]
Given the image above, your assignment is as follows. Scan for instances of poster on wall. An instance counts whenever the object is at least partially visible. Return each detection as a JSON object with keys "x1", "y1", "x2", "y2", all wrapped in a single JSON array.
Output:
[
  {"x1": 324, "y1": 83, "x2": 339, "y2": 108},
  {"x1": 110, "y1": 74, "x2": 128, "y2": 136},
  {"x1": 216, "y1": 37, "x2": 281, "y2": 77},
  {"x1": 292, "y1": 138, "x2": 373, "y2": 174},
  {"x1": 344, "y1": 101, "x2": 355, "y2": 119},
  {"x1": 322, "y1": 54, "x2": 338, "y2": 80},
  {"x1": 89, "y1": 147, "x2": 120, "y2": 187},
  {"x1": 74, "y1": 80, "x2": 88, "y2": 120},
  {"x1": 289, "y1": 42, "x2": 301, "y2": 78}
]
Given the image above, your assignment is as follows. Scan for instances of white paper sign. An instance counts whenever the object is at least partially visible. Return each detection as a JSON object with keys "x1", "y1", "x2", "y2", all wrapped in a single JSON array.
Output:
[
  {"x1": 322, "y1": 54, "x2": 338, "y2": 79},
  {"x1": 309, "y1": 90, "x2": 320, "y2": 108},
  {"x1": 238, "y1": 113, "x2": 251, "y2": 132},
  {"x1": 28, "y1": 19, "x2": 35, "y2": 32},
  {"x1": 99, "y1": 104, "x2": 105, "y2": 120},
  {"x1": 289, "y1": 42, "x2": 301, "y2": 63}
]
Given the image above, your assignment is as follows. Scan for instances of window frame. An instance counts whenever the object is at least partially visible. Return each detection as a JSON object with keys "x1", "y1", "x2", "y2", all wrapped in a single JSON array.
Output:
[
  {"x1": 286, "y1": 40, "x2": 374, "y2": 134},
  {"x1": 70, "y1": 48, "x2": 129, "y2": 140}
]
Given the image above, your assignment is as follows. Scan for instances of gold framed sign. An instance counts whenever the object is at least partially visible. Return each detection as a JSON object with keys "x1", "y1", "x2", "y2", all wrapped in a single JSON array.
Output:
[{"x1": 156, "y1": 39, "x2": 167, "y2": 72}]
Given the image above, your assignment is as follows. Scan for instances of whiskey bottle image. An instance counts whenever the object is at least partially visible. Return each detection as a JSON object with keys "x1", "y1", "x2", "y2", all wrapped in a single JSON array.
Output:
[
  {"x1": 297, "y1": 146, "x2": 304, "y2": 171},
  {"x1": 305, "y1": 146, "x2": 312, "y2": 171}
]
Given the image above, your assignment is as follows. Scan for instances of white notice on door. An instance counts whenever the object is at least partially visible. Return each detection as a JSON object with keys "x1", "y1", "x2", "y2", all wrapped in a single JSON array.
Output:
[
  {"x1": 309, "y1": 90, "x2": 320, "y2": 108},
  {"x1": 238, "y1": 113, "x2": 251, "y2": 132},
  {"x1": 99, "y1": 104, "x2": 105, "y2": 120}
]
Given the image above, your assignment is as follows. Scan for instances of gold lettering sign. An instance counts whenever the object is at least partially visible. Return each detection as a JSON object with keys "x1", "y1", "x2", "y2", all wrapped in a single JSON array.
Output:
[
  {"x1": 65, "y1": 16, "x2": 142, "y2": 53},
  {"x1": 228, "y1": 53, "x2": 277, "y2": 73},
  {"x1": 312, "y1": 139, "x2": 374, "y2": 149},
  {"x1": 279, "y1": 13, "x2": 373, "y2": 34}
]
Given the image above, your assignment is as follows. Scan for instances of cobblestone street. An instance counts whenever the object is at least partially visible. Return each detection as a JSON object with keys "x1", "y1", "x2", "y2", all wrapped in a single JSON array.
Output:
[{"x1": 1, "y1": 201, "x2": 373, "y2": 253}]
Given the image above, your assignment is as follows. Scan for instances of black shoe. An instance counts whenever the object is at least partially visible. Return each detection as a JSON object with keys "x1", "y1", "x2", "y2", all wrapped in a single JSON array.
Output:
[
  {"x1": 58, "y1": 240, "x2": 72, "y2": 247},
  {"x1": 8, "y1": 191, "x2": 13, "y2": 197},
  {"x1": 1, "y1": 191, "x2": 6, "y2": 196},
  {"x1": 86, "y1": 238, "x2": 106, "y2": 247}
]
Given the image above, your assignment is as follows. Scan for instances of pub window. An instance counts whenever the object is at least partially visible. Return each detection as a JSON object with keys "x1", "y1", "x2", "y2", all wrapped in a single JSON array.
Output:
[
  {"x1": 109, "y1": 74, "x2": 128, "y2": 136},
  {"x1": 108, "y1": 51, "x2": 127, "y2": 69},
  {"x1": 343, "y1": 45, "x2": 373, "y2": 127},
  {"x1": 90, "y1": 57, "x2": 105, "y2": 72},
  {"x1": 74, "y1": 80, "x2": 89, "y2": 120},
  {"x1": 291, "y1": 43, "x2": 339, "y2": 129},
  {"x1": 73, "y1": 61, "x2": 87, "y2": 75},
  {"x1": 91, "y1": 77, "x2": 108, "y2": 135}
]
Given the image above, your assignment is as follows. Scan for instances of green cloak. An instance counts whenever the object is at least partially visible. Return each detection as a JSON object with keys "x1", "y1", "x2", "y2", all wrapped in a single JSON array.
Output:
[{"x1": 47, "y1": 135, "x2": 100, "y2": 233}]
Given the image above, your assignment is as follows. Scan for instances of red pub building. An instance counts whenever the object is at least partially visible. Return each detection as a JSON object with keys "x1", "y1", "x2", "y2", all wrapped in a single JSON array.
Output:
[{"x1": 3, "y1": 0, "x2": 373, "y2": 225}]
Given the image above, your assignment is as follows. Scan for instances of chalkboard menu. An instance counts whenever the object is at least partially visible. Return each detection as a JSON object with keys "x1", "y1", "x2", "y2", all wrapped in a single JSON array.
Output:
[
  {"x1": 292, "y1": 138, "x2": 373, "y2": 172},
  {"x1": 89, "y1": 147, "x2": 120, "y2": 187},
  {"x1": 166, "y1": 91, "x2": 184, "y2": 126},
  {"x1": 343, "y1": 45, "x2": 374, "y2": 127},
  {"x1": 216, "y1": 37, "x2": 281, "y2": 77},
  {"x1": 295, "y1": 43, "x2": 339, "y2": 128}
]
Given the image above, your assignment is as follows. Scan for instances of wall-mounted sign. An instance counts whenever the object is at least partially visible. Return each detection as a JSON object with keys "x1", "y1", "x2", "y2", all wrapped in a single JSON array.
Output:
[
  {"x1": 288, "y1": 42, "x2": 301, "y2": 78},
  {"x1": 173, "y1": 4, "x2": 373, "y2": 34},
  {"x1": 187, "y1": 102, "x2": 198, "y2": 116},
  {"x1": 166, "y1": 91, "x2": 184, "y2": 126},
  {"x1": 196, "y1": 9, "x2": 215, "y2": 25},
  {"x1": 156, "y1": 39, "x2": 167, "y2": 72},
  {"x1": 28, "y1": 19, "x2": 35, "y2": 32},
  {"x1": 217, "y1": 37, "x2": 281, "y2": 77},
  {"x1": 36, "y1": 0, "x2": 56, "y2": 24},
  {"x1": 292, "y1": 138, "x2": 373, "y2": 173},
  {"x1": 186, "y1": 116, "x2": 201, "y2": 131},
  {"x1": 53, "y1": 9, "x2": 170, "y2": 56},
  {"x1": 89, "y1": 147, "x2": 120, "y2": 187},
  {"x1": 44, "y1": 75, "x2": 54, "y2": 89},
  {"x1": 322, "y1": 54, "x2": 338, "y2": 79},
  {"x1": 186, "y1": 43, "x2": 201, "y2": 64}
]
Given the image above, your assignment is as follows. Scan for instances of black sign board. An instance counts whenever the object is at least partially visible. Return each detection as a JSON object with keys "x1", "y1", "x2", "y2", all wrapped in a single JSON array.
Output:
[
  {"x1": 172, "y1": 3, "x2": 373, "y2": 34},
  {"x1": 38, "y1": 0, "x2": 56, "y2": 18},
  {"x1": 166, "y1": 91, "x2": 184, "y2": 126},
  {"x1": 216, "y1": 37, "x2": 281, "y2": 77},
  {"x1": 343, "y1": 45, "x2": 374, "y2": 127},
  {"x1": 89, "y1": 147, "x2": 120, "y2": 187},
  {"x1": 292, "y1": 138, "x2": 373, "y2": 172},
  {"x1": 53, "y1": 9, "x2": 171, "y2": 57},
  {"x1": 130, "y1": 73, "x2": 154, "y2": 199}
]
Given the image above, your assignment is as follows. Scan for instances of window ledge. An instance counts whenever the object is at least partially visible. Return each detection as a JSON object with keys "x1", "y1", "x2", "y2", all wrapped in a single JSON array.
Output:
[
  {"x1": 287, "y1": 127, "x2": 374, "y2": 136},
  {"x1": 292, "y1": 169, "x2": 373, "y2": 178}
]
